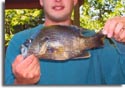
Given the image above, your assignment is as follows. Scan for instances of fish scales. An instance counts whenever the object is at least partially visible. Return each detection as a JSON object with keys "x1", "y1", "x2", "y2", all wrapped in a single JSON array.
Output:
[{"x1": 21, "y1": 25, "x2": 105, "y2": 61}]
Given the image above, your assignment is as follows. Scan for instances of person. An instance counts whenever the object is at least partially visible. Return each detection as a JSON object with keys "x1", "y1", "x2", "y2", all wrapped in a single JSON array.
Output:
[{"x1": 5, "y1": 0, "x2": 125, "y2": 85}]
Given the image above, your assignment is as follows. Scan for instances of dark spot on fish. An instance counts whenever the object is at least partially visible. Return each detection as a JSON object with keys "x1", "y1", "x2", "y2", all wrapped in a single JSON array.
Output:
[{"x1": 47, "y1": 47, "x2": 55, "y2": 53}]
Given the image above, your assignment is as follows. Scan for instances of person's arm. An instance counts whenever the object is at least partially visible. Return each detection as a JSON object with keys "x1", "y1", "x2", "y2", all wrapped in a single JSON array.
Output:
[
  {"x1": 5, "y1": 45, "x2": 41, "y2": 85},
  {"x1": 5, "y1": 24, "x2": 44, "y2": 85},
  {"x1": 101, "y1": 16, "x2": 125, "y2": 84},
  {"x1": 5, "y1": 32, "x2": 41, "y2": 85}
]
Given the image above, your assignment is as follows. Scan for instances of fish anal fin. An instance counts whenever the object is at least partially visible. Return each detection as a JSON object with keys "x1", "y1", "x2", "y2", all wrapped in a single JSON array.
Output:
[{"x1": 72, "y1": 51, "x2": 91, "y2": 59}]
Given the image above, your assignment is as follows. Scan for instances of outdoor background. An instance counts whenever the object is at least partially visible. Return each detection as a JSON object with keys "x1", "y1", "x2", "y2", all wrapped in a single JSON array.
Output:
[{"x1": 5, "y1": 0, "x2": 125, "y2": 49}]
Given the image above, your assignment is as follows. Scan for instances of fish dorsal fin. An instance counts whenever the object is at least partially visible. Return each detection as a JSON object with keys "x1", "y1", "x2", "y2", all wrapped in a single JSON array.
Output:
[
  {"x1": 70, "y1": 25, "x2": 86, "y2": 37},
  {"x1": 72, "y1": 51, "x2": 91, "y2": 59}
]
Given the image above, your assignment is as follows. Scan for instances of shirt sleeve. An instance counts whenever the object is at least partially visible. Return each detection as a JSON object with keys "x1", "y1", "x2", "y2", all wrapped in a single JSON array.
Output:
[{"x1": 4, "y1": 36, "x2": 21, "y2": 84}]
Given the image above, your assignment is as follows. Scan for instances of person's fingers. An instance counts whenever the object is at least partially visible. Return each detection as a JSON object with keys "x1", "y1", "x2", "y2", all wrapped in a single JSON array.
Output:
[
  {"x1": 12, "y1": 55, "x2": 24, "y2": 73},
  {"x1": 24, "y1": 55, "x2": 39, "y2": 74},
  {"x1": 25, "y1": 58, "x2": 40, "y2": 79},
  {"x1": 114, "y1": 29, "x2": 125, "y2": 42},
  {"x1": 114, "y1": 22, "x2": 124, "y2": 38},
  {"x1": 14, "y1": 58, "x2": 41, "y2": 84},
  {"x1": 12, "y1": 55, "x2": 23, "y2": 67},
  {"x1": 103, "y1": 16, "x2": 121, "y2": 35},
  {"x1": 17, "y1": 55, "x2": 34, "y2": 69},
  {"x1": 24, "y1": 62, "x2": 41, "y2": 84},
  {"x1": 103, "y1": 16, "x2": 125, "y2": 43},
  {"x1": 26, "y1": 64, "x2": 38, "y2": 79},
  {"x1": 14, "y1": 55, "x2": 35, "y2": 78},
  {"x1": 103, "y1": 20, "x2": 110, "y2": 35},
  {"x1": 107, "y1": 20, "x2": 117, "y2": 38},
  {"x1": 118, "y1": 29, "x2": 125, "y2": 42},
  {"x1": 34, "y1": 63, "x2": 41, "y2": 78},
  {"x1": 33, "y1": 69, "x2": 41, "y2": 83},
  {"x1": 30, "y1": 64, "x2": 41, "y2": 82}
]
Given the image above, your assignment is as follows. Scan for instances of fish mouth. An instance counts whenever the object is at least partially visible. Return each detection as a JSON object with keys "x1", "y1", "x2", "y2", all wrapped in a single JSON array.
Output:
[{"x1": 52, "y1": 5, "x2": 65, "y2": 11}]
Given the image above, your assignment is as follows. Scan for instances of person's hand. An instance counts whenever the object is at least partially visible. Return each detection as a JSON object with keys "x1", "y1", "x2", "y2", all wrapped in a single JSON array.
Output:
[
  {"x1": 103, "y1": 16, "x2": 125, "y2": 43},
  {"x1": 12, "y1": 54, "x2": 41, "y2": 85}
]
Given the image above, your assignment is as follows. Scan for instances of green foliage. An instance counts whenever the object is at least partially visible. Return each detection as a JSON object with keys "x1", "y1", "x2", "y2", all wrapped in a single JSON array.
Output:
[
  {"x1": 80, "y1": 0, "x2": 125, "y2": 31},
  {"x1": 5, "y1": 9, "x2": 44, "y2": 47}
]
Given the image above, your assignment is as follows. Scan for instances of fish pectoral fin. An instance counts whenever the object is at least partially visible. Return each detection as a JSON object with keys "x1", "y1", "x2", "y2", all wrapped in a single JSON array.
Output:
[
  {"x1": 39, "y1": 41, "x2": 48, "y2": 55},
  {"x1": 72, "y1": 51, "x2": 91, "y2": 59}
]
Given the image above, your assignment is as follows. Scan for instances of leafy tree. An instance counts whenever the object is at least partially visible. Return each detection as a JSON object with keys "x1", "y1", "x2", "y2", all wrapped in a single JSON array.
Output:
[
  {"x1": 5, "y1": 9, "x2": 44, "y2": 47},
  {"x1": 80, "y1": 0, "x2": 125, "y2": 31}
]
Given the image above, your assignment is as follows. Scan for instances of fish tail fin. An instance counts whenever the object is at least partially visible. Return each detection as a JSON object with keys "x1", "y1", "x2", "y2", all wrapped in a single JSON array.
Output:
[
  {"x1": 83, "y1": 31, "x2": 105, "y2": 49},
  {"x1": 91, "y1": 31, "x2": 105, "y2": 48}
]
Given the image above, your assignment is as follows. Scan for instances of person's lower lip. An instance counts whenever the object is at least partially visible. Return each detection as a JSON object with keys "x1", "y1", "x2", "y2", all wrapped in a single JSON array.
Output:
[{"x1": 52, "y1": 6, "x2": 64, "y2": 11}]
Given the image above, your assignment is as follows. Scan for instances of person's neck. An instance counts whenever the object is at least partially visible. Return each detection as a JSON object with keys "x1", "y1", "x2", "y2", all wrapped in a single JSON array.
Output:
[{"x1": 44, "y1": 19, "x2": 72, "y2": 26}]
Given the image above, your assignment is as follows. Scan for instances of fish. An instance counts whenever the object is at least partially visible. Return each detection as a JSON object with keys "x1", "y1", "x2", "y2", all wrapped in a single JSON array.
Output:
[{"x1": 20, "y1": 25, "x2": 105, "y2": 61}]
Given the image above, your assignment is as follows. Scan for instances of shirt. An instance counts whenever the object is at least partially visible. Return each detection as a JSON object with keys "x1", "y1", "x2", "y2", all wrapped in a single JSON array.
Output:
[{"x1": 4, "y1": 24, "x2": 125, "y2": 85}]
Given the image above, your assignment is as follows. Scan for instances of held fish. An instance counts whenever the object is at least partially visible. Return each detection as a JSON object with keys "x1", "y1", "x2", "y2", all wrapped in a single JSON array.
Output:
[{"x1": 20, "y1": 25, "x2": 105, "y2": 61}]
